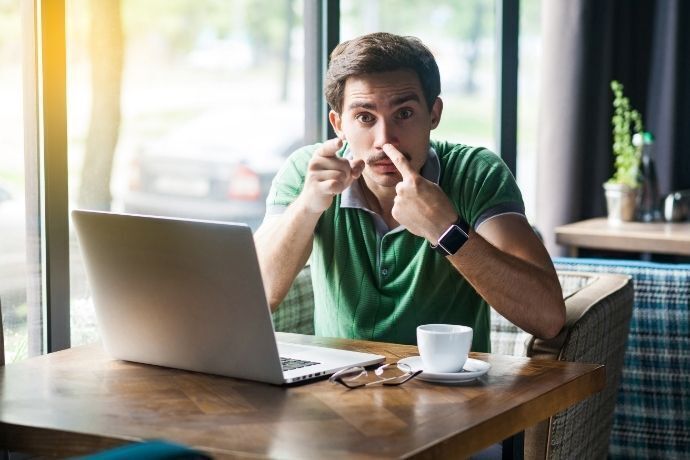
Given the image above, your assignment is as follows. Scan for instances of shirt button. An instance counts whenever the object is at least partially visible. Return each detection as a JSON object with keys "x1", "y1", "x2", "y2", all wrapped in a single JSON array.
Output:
[{"x1": 381, "y1": 268, "x2": 389, "y2": 276}]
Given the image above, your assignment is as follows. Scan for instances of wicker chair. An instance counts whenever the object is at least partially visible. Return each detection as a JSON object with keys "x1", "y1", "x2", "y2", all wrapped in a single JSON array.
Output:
[{"x1": 518, "y1": 272, "x2": 634, "y2": 459}]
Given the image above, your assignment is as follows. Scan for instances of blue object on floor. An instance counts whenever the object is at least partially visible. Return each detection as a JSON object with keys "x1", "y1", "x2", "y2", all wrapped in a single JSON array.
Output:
[{"x1": 72, "y1": 440, "x2": 211, "y2": 460}]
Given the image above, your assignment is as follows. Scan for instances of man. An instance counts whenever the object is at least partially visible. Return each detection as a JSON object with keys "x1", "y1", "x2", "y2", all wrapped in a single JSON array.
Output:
[{"x1": 255, "y1": 32, "x2": 564, "y2": 351}]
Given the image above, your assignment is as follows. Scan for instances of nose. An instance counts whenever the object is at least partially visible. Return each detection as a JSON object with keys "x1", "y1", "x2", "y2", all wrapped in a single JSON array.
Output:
[{"x1": 373, "y1": 118, "x2": 399, "y2": 150}]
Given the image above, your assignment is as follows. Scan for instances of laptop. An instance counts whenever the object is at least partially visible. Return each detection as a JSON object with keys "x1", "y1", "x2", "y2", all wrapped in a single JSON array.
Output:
[{"x1": 72, "y1": 210, "x2": 385, "y2": 385}]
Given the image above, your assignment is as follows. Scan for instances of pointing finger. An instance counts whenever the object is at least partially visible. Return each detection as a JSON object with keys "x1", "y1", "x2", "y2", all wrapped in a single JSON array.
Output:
[
  {"x1": 316, "y1": 137, "x2": 343, "y2": 158},
  {"x1": 349, "y1": 159, "x2": 365, "y2": 179},
  {"x1": 382, "y1": 143, "x2": 416, "y2": 179}
]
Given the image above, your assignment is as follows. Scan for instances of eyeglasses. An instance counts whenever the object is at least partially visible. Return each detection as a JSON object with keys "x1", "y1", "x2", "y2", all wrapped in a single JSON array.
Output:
[{"x1": 329, "y1": 361, "x2": 422, "y2": 389}]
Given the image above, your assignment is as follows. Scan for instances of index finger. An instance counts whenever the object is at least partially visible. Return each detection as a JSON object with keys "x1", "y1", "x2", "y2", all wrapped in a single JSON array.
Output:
[
  {"x1": 316, "y1": 137, "x2": 344, "y2": 158},
  {"x1": 382, "y1": 143, "x2": 416, "y2": 179}
]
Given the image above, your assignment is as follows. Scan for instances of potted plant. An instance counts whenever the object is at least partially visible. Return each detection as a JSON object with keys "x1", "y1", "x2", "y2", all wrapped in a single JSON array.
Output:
[{"x1": 604, "y1": 80, "x2": 643, "y2": 222}]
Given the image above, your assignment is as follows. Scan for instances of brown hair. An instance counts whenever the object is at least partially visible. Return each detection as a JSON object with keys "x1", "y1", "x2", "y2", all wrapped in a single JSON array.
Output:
[{"x1": 324, "y1": 32, "x2": 441, "y2": 114}]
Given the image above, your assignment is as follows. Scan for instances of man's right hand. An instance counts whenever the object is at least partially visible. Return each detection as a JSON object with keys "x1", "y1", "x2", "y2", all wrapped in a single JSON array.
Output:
[{"x1": 299, "y1": 138, "x2": 365, "y2": 214}]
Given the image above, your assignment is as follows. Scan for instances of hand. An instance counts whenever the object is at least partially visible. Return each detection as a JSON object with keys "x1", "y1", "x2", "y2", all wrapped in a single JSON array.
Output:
[
  {"x1": 300, "y1": 138, "x2": 365, "y2": 214},
  {"x1": 383, "y1": 143, "x2": 458, "y2": 243}
]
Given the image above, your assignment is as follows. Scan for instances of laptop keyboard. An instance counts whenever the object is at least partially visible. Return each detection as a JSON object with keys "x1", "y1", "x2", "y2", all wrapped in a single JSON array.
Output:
[{"x1": 280, "y1": 357, "x2": 320, "y2": 371}]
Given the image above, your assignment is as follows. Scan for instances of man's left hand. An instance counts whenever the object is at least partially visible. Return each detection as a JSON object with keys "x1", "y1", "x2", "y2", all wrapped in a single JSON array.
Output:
[{"x1": 383, "y1": 143, "x2": 459, "y2": 244}]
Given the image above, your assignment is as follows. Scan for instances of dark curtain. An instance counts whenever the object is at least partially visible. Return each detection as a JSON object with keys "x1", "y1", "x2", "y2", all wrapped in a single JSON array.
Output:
[
  {"x1": 647, "y1": 1, "x2": 690, "y2": 195},
  {"x1": 536, "y1": 0, "x2": 690, "y2": 255}
]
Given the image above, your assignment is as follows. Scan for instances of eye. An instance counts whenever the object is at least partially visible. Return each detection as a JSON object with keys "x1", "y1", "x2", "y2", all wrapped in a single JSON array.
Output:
[
  {"x1": 397, "y1": 108, "x2": 413, "y2": 120},
  {"x1": 355, "y1": 112, "x2": 375, "y2": 124}
]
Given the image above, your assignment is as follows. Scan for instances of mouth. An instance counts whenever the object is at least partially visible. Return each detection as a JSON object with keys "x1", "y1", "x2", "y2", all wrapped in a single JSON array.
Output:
[
  {"x1": 367, "y1": 159, "x2": 399, "y2": 174},
  {"x1": 365, "y1": 151, "x2": 409, "y2": 174}
]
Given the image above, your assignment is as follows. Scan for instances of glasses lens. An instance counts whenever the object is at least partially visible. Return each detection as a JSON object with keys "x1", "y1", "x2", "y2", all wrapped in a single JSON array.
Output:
[
  {"x1": 376, "y1": 362, "x2": 412, "y2": 380},
  {"x1": 330, "y1": 366, "x2": 366, "y2": 383},
  {"x1": 330, "y1": 363, "x2": 419, "y2": 389}
]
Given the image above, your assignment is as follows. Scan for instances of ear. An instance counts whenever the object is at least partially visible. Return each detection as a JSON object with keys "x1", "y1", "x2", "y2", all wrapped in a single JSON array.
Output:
[
  {"x1": 430, "y1": 97, "x2": 443, "y2": 130},
  {"x1": 329, "y1": 110, "x2": 345, "y2": 141}
]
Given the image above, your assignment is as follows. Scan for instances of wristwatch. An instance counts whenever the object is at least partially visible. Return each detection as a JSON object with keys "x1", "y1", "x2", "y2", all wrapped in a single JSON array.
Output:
[{"x1": 431, "y1": 217, "x2": 470, "y2": 256}]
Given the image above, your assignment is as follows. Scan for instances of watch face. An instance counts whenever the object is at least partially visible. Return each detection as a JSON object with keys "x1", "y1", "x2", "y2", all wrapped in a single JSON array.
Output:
[
  {"x1": 433, "y1": 219, "x2": 469, "y2": 256},
  {"x1": 442, "y1": 226, "x2": 468, "y2": 254}
]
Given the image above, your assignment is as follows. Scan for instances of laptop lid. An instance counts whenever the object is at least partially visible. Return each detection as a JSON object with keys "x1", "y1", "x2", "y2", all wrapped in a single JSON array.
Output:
[{"x1": 72, "y1": 210, "x2": 384, "y2": 385}]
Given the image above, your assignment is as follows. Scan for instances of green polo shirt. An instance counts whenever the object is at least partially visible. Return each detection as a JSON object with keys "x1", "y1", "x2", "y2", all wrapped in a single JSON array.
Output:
[{"x1": 266, "y1": 140, "x2": 524, "y2": 351}]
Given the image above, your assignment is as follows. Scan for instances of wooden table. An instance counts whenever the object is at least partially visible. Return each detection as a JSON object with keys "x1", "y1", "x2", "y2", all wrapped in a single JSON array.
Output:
[
  {"x1": 0, "y1": 333, "x2": 604, "y2": 459},
  {"x1": 555, "y1": 217, "x2": 690, "y2": 257}
]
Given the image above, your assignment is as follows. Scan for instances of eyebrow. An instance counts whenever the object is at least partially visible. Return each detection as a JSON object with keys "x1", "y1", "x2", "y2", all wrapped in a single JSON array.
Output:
[
  {"x1": 348, "y1": 101, "x2": 376, "y2": 111},
  {"x1": 347, "y1": 92, "x2": 422, "y2": 111},
  {"x1": 391, "y1": 93, "x2": 421, "y2": 106}
]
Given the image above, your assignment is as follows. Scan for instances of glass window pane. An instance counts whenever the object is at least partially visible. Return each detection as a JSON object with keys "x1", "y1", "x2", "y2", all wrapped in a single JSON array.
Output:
[
  {"x1": 340, "y1": 0, "x2": 497, "y2": 151},
  {"x1": 67, "y1": 0, "x2": 306, "y2": 346},
  {"x1": 0, "y1": 1, "x2": 37, "y2": 363},
  {"x1": 517, "y1": 0, "x2": 542, "y2": 221}
]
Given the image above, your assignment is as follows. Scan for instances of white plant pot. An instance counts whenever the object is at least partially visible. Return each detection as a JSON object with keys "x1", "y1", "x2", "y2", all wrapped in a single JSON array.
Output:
[{"x1": 603, "y1": 183, "x2": 638, "y2": 222}]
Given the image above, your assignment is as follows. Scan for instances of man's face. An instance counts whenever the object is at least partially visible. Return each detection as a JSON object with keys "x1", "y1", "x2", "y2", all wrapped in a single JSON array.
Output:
[{"x1": 329, "y1": 69, "x2": 443, "y2": 189}]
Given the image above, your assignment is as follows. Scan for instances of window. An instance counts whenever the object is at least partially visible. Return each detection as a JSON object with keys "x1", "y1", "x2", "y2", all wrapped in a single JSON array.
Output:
[
  {"x1": 517, "y1": 0, "x2": 542, "y2": 221},
  {"x1": 17, "y1": 0, "x2": 527, "y2": 352},
  {"x1": 340, "y1": 1, "x2": 497, "y2": 151},
  {"x1": 0, "y1": 1, "x2": 41, "y2": 362},
  {"x1": 66, "y1": 0, "x2": 306, "y2": 345}
]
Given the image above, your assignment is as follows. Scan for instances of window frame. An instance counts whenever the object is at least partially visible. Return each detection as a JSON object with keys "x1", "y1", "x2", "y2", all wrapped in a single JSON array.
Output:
[
  {"x1": 40, "y1": 0, "x2": 71, "y2": 353},
  {"x1": 304, "y1": 0, "x2": 340, "y2": 143}
]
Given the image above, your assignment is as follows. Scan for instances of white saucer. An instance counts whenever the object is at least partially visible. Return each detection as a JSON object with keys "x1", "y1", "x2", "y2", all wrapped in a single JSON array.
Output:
[{"x1": 398, "y1": 356, "x2": 491, "y2": 383}]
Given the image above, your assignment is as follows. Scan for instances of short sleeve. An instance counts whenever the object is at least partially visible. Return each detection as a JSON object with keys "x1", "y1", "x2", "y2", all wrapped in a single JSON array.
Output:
[
  {"x1": 434, "y1": 142, "x2": 524, "y2": 229},
  {"x1": 458, "y1": 148, "x2": 524, "y2": 227},
  {"x1": 265, "y1": 144, "x2": 318, "y2": 215}
]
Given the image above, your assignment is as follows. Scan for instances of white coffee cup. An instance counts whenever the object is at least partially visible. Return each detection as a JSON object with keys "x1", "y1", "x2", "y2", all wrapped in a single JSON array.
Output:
[{"x1": 416, "y1": 324, "x2": 473, "y2": 373}]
